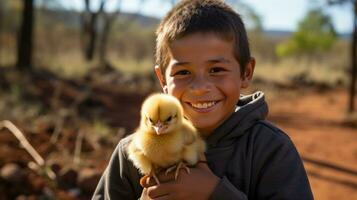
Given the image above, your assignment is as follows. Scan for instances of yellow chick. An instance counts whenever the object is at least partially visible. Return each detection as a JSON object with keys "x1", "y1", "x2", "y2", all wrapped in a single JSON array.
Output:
[{"x1": 127, "y1": 93, "x2": 206, "y2": 184}]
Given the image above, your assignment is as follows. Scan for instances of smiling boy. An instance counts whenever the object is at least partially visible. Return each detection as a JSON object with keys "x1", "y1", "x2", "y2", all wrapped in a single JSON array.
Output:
[
  {"x1": 156, "y1": 32, "x2": 252, "y2": 137},
  {"x1": 92, "y1": 0, "x2": 313, "y2": 199}
]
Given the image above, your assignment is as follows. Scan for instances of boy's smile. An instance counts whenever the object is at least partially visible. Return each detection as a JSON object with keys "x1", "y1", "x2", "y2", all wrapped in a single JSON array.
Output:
[{"x1": 155, "y1": 32, "x2": 254, "y2": 136}]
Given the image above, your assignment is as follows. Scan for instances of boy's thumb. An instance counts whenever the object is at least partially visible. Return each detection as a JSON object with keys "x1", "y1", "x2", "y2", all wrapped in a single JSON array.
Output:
[{"x1": 140, "y1": 175, "x2": 150, "y2": 187}]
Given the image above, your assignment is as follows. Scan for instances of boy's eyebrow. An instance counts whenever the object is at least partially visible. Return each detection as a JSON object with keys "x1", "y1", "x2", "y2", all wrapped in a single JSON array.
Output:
[
  {"x1": 172, "y1": 61, "x2": 190, "y2": 66},
  {"x1": 207, "y1": 57, "x2": 231, "y2": 64},
  {"x1": 171, "y1": 57, "x2": 231, "y2": 67}
]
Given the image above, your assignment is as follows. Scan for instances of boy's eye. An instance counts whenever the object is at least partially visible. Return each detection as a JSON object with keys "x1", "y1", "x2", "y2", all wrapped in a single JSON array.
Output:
[
  {"x1": 209, "y1": 67, "x2": 226, "y2": 73},
  {"x1": 172, "y1": 70, "x2": 190, "y2": 76}
]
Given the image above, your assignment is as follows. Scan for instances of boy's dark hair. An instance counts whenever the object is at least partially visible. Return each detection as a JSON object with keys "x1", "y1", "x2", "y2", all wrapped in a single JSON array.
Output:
[{"x1": 155, "y1": 0, "x2": 251, "y2": 77}]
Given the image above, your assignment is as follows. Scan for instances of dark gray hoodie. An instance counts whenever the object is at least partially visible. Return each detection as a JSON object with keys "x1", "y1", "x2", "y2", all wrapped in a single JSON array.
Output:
[{"x1": 92, "y1": 92, "x2": 314, "y2": 200}]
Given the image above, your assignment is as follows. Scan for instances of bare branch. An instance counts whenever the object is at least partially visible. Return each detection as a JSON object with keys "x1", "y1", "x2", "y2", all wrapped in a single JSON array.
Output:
[
  {"x1": 0, "y1": 120, "x2": 56, "y2": 180},
  {"x1": 74, "y1": 130, "x2": 85, "y2": 165},
  {"x1": 0, "y1": 120, "x2": 45, "y2": 166},
  {"x1": 328, "y1": 0, "x2": 354, "y2": 5},
  {"x1": 85, "y1": 0, "x2": 90, "y2": 11},
  {"x1": 99, "y1": 0, "x2": 107, "y2": 14}
]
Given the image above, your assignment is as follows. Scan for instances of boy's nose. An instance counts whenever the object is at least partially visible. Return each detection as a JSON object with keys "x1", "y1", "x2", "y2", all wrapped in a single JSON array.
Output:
[{"x1": 189, "y1": 76, "x2": 212, "y2": 95}]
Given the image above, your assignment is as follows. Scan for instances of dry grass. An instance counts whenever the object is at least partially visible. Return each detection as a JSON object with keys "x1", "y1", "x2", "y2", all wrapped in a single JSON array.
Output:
[
  {"x1": 254, "y1": 58, "x2": 348, "y2": 86},
  {"x1": 32, "y1": 50, "x2": 154, "y2": 79},
  {"x1": 0, "y1": 27, "x2": 350, "y2": 88},
  {"x1": 35, "y1": 50, "x2": 91, "y2": 79},
  {"x1": 1, "y1": 49, "x2": 349, "y2": 93},
  {"x1": 0, "y1": 47, "x2": 16, "y2": 67},
  {"x1": 109, "y1": 53, "x2": 154, "y2": 75}
]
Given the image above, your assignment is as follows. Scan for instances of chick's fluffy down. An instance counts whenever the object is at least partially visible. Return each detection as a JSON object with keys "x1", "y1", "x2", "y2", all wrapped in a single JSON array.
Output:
[{"x1": 127, "y1": 93, "x2": 206, "y2": 175}]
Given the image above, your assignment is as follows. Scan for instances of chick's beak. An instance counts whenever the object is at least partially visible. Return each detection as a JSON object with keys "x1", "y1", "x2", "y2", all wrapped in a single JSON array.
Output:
[{"x1": 153, "y1": 121, "x2": 165, "y2": 135}]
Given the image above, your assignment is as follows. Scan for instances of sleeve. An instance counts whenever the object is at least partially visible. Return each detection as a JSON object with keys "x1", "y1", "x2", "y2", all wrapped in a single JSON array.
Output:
[
  {"x1": 209, "y1": 176, "x2": 248, "y2": 200},
  {"x1": 251, "y1": 126, "x2": 314, "y2": 199},
  {"x1": 209, "y1": 123, "x2": 313, "y2": 200},
  {"x1": 91, "y1": 138, "x2": 143, "y2": 200}
]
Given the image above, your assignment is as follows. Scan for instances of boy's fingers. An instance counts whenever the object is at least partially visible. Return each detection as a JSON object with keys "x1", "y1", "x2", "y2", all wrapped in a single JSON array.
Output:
[
  {"x1": 152, "y1": 196, "x2": 171, "y2": 200},
  {"x1": 140, "y1": 175, "x2": 150, "y2": 187},
  {"x1": 141, "y1": 171, "x2": 177, "y2": 188},
  {"x1": 140, "y1": 175, "x2": 169, "y2": 188},
  {"x1": 141, "y1": 162, "x2": 210, "y2": 188},
  {"x1": 158, "y1": 170, "x2": 176, "y2": 181},
  {"x1": 147, "y1": 184, "x2": 173, "y2": 199},
  {"x1": 140, "y1": 188, "x2": 150, "y2": 200},
  {"x1": 197, "y1": 161, "x2": 210, "y2": 170}
]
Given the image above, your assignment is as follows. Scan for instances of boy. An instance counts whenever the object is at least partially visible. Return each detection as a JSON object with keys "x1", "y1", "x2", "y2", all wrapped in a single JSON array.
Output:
[{"x1": 92, "y1": 0, "x2": 314, "y2": 199}]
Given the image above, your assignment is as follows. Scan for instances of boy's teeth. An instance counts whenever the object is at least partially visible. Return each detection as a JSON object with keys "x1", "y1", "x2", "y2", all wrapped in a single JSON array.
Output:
[{"x1": 191, "y1": 101, "x2": 215, "y2": 109}]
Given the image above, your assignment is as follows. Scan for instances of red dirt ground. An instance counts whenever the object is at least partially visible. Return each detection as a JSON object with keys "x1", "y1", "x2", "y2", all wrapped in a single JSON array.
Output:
[
  {"x1": 267, "y1": 88, "x2": 357, "y2": 200},
  {"x1": 0, "y1": 86, "x2": 356, "y2": 199}
]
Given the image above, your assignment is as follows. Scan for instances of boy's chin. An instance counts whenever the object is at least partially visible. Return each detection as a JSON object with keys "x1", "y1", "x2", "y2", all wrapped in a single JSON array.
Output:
[{"x1": 191, "y1": 120, "x2": 219, "y2": 136}]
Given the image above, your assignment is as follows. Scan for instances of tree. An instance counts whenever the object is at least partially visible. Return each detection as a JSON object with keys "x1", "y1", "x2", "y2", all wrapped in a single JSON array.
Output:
[
  {"x1": 276, "y1": 8, "x2": 337, "y2": 57},
  {"x1": 98, "y1": 0, "x2": 122, "y2": 67},
  {"x1": 170, "y1": 0, "x2": 179, "y2": 6},
  {"x1": 81, "y1": 0, "x2": 136, "y2": 68},
  {"x1": 0, "y1": 1, "x2": 3, "y2": 49},
  {"x1": 226, "y1": 0, "x2": 263, "y2": 31},
  {"x1": 0, "y1": 1, "x2": 3, "y2": 24},
  {"x1": 328, "y1": 0, "x2": 356, "y2": 114},
  {"x1": 16, "y1": 0, "x2": 34, "y2": 71},
  {"x1": 81, "y1": 0, "x2": 106, "y2": 61}
]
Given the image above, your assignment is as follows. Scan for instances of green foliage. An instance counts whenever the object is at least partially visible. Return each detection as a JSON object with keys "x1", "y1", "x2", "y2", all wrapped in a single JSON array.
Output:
[
  {"x1": 226, "y1": 0, "x2": 263, "y2": 31},
  {"x1": 276, "y1": 8, "x2": 337, "y2": 57},
  {"x1": 249, "y1": 31, "x2": 280, "y2": 61},
  {"x1": 112, "y1": 16, "x2": 157, "y2": 61},
  {"x1": 1, "y1": 0, "x2": 22, "y2": 33}
]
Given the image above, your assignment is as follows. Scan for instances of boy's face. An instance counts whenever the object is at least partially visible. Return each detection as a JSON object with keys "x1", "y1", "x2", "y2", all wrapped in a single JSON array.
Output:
[{"x1": 155, "y1": 32, "x2": 255, "y2": 136}]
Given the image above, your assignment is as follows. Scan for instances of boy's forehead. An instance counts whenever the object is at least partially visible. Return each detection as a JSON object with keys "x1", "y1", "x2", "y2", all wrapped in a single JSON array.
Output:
[
  {"x1": 170, "y1": 32, "x2": 232, "y2": 46},
  {"x1": 169, "y1": 56, "x2": 232, "y2": 67},
  {"x1": 166, "y1": 33, "x2": 236, "y2": 64}
]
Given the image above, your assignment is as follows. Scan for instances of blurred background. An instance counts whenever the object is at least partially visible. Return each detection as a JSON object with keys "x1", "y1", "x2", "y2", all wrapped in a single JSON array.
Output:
[{"x1": 0, "y1": 0, "x2": 356, "y2": 199}]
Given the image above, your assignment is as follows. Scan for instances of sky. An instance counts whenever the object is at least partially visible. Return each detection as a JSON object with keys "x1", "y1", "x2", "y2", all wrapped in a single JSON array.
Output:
[{"x1": 60, "y1": 0, "x2": 354, "y2": 34}]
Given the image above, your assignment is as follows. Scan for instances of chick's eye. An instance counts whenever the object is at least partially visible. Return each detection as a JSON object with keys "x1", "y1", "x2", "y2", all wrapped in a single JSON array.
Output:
[
  {"x1": 148, "y1": 117, "x2": 154, "y2": 123},
  {"x1": 165, "y1": 116, "x2": 172, "y2": 122}
]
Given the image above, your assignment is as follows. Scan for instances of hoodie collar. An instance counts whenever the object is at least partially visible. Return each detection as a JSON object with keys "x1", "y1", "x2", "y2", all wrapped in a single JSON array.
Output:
[{"x1": 205, "y1": 91, "x2": 268, "y2": 148}]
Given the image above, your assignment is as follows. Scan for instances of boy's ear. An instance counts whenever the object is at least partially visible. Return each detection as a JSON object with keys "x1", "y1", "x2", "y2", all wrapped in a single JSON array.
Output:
[
  {"x1": 154, "y1": 65, "x2": 168, "y2": 93},
  {"x1": 241, "y1": 57, "x2": 255, "y2": 89}
]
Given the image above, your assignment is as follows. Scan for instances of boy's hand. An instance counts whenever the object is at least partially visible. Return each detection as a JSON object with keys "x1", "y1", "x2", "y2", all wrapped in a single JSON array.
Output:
[{"x1": 140, "y1": 162, "x2": 219, "y2": 200}]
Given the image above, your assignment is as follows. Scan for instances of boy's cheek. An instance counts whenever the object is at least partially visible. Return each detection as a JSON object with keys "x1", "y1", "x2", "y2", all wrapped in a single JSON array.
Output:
[
  {"x1": 165, "y1": 80, "x2": 179, "y2": 95},
  {"x1": 166, "y1": 78, "x2": 188, "y2": 92}
]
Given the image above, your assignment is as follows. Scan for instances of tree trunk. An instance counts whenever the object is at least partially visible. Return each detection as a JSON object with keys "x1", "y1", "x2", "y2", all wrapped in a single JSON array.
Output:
[
  {"x1": 349, "y1": 1, "x2": 357, "y2": 113},
  {"x1": 99, "y1": 12, "x2": 117, "y2": 67},
  {"x1": 0, "y1": 1, "x2": 3, "y2": 30},
  {"x1": 16, "y1": 0, "x2": 34, "y2": 71},
  {"x1": 0, "y1": 1, "x2": 3, "y2": 64},
  {"x1": 81, "y1": 0, "x2": 106, "y2": 61},
  {"x1": 85, "y1": 12, "x2": 99, "y2": 61}
]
